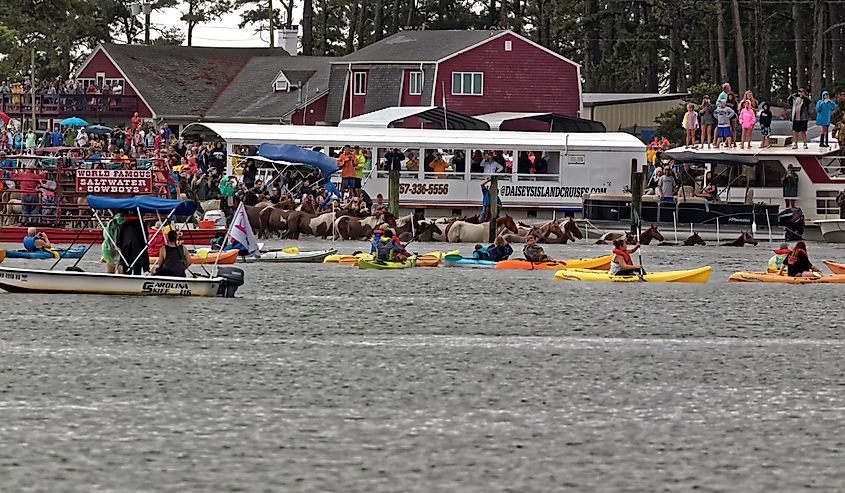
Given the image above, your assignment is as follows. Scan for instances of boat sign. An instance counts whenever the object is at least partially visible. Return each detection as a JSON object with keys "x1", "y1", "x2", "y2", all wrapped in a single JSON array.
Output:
[
  {"x1": 76, "y1": 169, "x2": 153, "y2": 195},
  {"x1": 141, "y1": 280, "x2": 193, "y2": 295}
]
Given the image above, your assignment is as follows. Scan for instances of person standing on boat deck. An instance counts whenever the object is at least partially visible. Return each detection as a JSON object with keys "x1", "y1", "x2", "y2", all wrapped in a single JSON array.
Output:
[
  {"x1": 22, "y1": 227, "x2": 52, "y2": 251},
  {"x1": 150, "y1": 229, "x2": 191, "y2": 278},
  {"x1": 353, "y1": 146, "x2": 366, "y2": 196},
  {"x1": 782, "y1": 164, "x2": 799, "y2": 209},
  {"x1": 788, "y1": 88, "x2": 812, "y2": 149},
  {"x1": 836, "y1": 188, "x2": 845, "y2": 219},
  {"x1": 815, "y1": 91, "x2": 837, "y2": 148},
  {"x1": 481, "y1": 152, "x2": 503, "y2": 176},
  {"x1": 713, "y1": 99, "x2": 736, "y2": 149},
  {"x1": 337, "y1": 145, "x2": 357, "y2": 198},
  {"x1": 657, "y1": 167, "x2": 677, "y2": 203},
  {"x1": 716, "y1": 82, "x2": 731, "y2": 105},
  {"x1": 383, "y1": 148, "x2": 404, "y2": 171},
  {"x1": 117, "y1": 210, "x2": 149, "y2": 275},
  {"x1": 758, "y1": 102, "x2": 773, "y2": 148}
]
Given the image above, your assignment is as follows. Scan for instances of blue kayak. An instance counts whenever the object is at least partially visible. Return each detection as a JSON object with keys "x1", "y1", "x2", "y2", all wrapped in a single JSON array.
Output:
[
  {"x1": 5, "y1": 246, "x2": 87, "y2": 260},
  {"x1": 444, "y1": 256, "x2": 498, "y2": 268}
]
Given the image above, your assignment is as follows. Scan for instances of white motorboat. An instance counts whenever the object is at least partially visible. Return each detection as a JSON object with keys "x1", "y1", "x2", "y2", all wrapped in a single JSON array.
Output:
[
  {"x1": 814, "y1": 219, "x2": 845, "y2": 243},
  {"x1": 0, "y1": 266, "x2": 244, "y2": 297},
  {"x1": 241, "y1": 249, "x2": 337, "y2": 263}
]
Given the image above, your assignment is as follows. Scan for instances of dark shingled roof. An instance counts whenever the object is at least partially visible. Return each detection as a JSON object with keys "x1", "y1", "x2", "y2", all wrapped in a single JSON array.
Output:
[
  {"x1": 101, "y1": 43, "x2": 291, "y2": 118},
  {"x1": 335, "y1": 30, "x2": 504, "y2": 63},
  {"x1": 205, "y1": 56, "x2": 336, "y2": 120}
]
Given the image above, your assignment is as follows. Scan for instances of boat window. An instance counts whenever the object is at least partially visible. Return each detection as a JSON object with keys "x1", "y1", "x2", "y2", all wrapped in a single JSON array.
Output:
[
  {"x1": 817, "y1": 190, "x2": 840, "y2": 216},
  {"x1": 469, "y1": 149, "x2": 511, "y2": 181},
  {"x1": 711, "y1": 160, "x2": 785, "y2": 188}
]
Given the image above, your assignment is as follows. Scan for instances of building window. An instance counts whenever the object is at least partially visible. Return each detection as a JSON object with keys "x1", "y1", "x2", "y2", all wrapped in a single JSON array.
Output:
[
  {"x1": 451, "y1": 72, "x2": 483, "y2": 95},
  {"x1": 409, "y1": 71, "x2": 423, "y2": 95},
  {"x1": 504, "y1": 40, "x2": 512, "y2": 51},
  {"x1": 353, "y1": 72, "x2": 367, "y2": 95}
]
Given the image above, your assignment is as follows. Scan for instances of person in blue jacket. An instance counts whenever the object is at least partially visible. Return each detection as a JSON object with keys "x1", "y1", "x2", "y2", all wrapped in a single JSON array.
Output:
[{"x1": 816, "y1": 91, "x2": 837, "y2": 148}]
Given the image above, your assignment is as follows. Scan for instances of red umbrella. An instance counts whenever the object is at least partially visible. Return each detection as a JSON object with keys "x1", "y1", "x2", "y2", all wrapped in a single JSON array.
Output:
[{"x1": 0, "y1": 112, "x2": 10, "y2": 125}]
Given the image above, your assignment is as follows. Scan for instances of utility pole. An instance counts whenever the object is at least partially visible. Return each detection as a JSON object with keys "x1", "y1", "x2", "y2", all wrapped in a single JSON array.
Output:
[
  {"x1": 269, "y1": 0, "x2": 275, "y2": 47},
  {"x1": 30, "y1": 47, "x2": 36, "y2": 132},
  {"x1": 144, "y1": 8, "x2": 151, "y2": 44}
]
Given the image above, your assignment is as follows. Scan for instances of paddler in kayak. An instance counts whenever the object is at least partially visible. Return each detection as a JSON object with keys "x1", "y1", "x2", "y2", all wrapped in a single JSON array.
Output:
[
  {"x1": 523, "y1": 235, "x2": 552, "y2": 262},
  {"x1": 22, "y1": 227, "x2": 53, "y2": 252},
  {"x1": 150, "y1": 229, "x2": 192, "y2": 277},
  {"x1": 472, "y1": 244, "x2": 490, "y2": 260},
  {"x1": 487, "y1": 236, "x2": 514, "y2": 262},
  {"x1": 767, "y1": 242, "x2": 790, "y2": 273},
  {"x1": 375, "y1": 229, "x2": 409, "y2": 262},
  {"x1": 610, "y1": 238, "x2": 644, "y2": 275},
  {"x1": 778, "y1": 241, "x2": 821, "y2": 277}
]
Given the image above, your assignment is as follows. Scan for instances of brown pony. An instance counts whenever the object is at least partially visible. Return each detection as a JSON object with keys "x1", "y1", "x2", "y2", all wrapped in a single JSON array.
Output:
[
  {"x1": 335, "y1": 212, "x2": 397, "y2": 240},
  {"x1": 658, "y1": 232, "x2": 706, "y2": 246},
  {"x1": 721, "y1": 231, "x2": 758, "y2": 247}
]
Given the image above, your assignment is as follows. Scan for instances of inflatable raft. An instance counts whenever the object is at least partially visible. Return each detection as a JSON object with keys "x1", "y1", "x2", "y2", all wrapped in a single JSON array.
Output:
[
  {"x1": 495, "y1": 255, "x2": 612, "y2": 271},
  {"x1": 555, "y1": 266, "x2": 712, "y2": 283},
  {"x1": 728, "y1": 271, "x2": 845, "y2": 284},
  {"x1": 5, "y1": 246, "x2": 87, "y2": 260}
]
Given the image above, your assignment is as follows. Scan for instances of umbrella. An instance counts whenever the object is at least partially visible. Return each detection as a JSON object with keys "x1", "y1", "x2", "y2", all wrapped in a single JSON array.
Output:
[
  {"x1": 59, "y1": 116, "x2": 89, "y2": 127},
  {"x1": 86, "y1": 124, "x2": 112, "y2": 135},
  {"x1": 0, "y1": 112, "x2": 10, "y2": 125}
]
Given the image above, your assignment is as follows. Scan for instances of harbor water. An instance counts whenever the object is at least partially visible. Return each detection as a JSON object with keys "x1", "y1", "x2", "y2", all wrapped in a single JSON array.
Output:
[{"x1": 1, "y1": 239, "x2": 844, "y2": 491}]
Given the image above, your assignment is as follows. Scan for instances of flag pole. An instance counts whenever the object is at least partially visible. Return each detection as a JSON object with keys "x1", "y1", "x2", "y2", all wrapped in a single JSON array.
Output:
[{"x1": 211, "y1": 208, "x2": 236, "y2": 277}]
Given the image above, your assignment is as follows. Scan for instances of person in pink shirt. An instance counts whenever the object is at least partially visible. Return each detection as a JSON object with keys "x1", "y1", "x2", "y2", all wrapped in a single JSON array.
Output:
[
  {"x1": 9, "y1": 169, "x2": 44, "y2": 223},
  {"x1": 738, "y1": 100, "x2": 757, "y2": 149}
]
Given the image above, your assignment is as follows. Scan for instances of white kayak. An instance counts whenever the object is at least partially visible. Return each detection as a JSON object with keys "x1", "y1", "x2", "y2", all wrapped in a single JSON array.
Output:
[
  {"x1": 241, "y1": 249, "x2": 337, "y2": 263},
  {"x1": 0, "y1": 266, "x2": 244, "y2": 297}
]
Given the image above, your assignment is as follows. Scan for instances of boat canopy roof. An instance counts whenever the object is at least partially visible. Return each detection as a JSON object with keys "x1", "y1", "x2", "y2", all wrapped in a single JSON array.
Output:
[
  {"x1": 257, "y1": 143, "x2": 340, "y2": 177},
  {"x1": 87, "y1": 195, "x2": 197, "y2": 216},
  {"x1": 182, "y1": 122, "x2": 645, "y2": 152},
  {"x1": 664, "y1": 150, "x2": 759, "y2": 166}
]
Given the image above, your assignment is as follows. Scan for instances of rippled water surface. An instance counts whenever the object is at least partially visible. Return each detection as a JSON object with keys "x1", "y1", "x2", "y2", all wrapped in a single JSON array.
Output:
[{"x1": 1, "y1": 238, "x2": 844, "y2": 492}]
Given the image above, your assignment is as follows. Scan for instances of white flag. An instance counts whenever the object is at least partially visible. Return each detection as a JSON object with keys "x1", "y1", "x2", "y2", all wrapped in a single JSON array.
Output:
[{"x1": 229, "y1": 203, "x2": 260, "y2": 258}]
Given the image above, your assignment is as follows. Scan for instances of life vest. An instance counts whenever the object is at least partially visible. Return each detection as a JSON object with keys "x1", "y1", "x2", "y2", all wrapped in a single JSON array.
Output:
[
  {"x1": 376, "y1": 237, "x2": 394, "y2": 260},
  {"x1": 767, "y1": 253, "x2": 787, "y2": 273},
  {"x1": 612, "y1": 248, "x2": 632, "y2": 265},
  {"x1": 23, "y1": 235, "x2": 38, "y2": 251}
]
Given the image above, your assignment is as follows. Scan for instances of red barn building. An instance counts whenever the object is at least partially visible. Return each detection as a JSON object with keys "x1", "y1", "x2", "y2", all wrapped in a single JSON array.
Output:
[{"x1": 324, "y1": 30, "x2": 583, "y2": 129}]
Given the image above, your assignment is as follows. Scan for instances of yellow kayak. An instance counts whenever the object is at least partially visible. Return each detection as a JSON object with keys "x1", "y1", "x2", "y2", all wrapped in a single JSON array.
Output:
[
  {"x1": 335, "y1": 251, "x2": 451, "y2": 267},
  {"x1": 495, "y1": 255, "x2": 611, "y2": 271},
  {"x1": 728, "y1": 271, "x2": 845, "y2": 284},
  {"x1": 554, "y1": 266, "x2": 712, "y2": 283}
]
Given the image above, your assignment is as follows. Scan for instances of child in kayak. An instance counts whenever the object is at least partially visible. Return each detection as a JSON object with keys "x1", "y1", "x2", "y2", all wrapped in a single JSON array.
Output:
[
  {"x1": 375, "y1": 229, "x2": 409, "y2": 262},
  {"x1": 523, "y1": 235, "x2": 551, "y2": 262},
  {"x1": 610, "y1": 238, "x2": 643, "y2": 275},
  {"x1": 767, "y1": 242, "x2": 790, "y2": 273},
  {"x1": 778, "y1": 241, "x2": 821, "y2": 277},
  {"x1": 472, "y1": 244, "x2": 490, "y2": 260}
]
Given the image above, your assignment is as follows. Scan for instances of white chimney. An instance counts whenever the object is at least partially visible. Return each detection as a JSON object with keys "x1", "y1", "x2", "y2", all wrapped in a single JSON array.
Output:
[{"x1": 276, "y1": 27, "x2": 299, "y2": 56}]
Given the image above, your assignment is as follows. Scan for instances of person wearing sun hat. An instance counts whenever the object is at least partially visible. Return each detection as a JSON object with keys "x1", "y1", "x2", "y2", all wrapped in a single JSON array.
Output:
[{"x1": 767, "y1": 242, "x2": 791, "y2": 274}]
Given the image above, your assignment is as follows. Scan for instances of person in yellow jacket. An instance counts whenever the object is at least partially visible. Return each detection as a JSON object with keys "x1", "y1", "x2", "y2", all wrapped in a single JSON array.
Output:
[{"x1": 352, "y1": 145, "x2": 366, "y2": 198}]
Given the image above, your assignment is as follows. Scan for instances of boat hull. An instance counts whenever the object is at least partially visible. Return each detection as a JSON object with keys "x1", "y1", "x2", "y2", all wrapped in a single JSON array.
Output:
[
  {"x1": 244, "y1": 249, "x2": 337, "y2": 263},
  {"x1": 495, "y1": 255, "x2": 612, "y2": 271},
  {"x1": 823, "y1": 260, "x2": 845, "y2": 274},
  {"x1": 814, "y1": 220, "x2": 845, "y2": 243},
  {"x1": 554, "y1": 266, "x2": 712, "y2": 283},
  {"x1": 584, "y1": 195, "x2": 780, "y2": 226},
  {"x1": 0, "y1": 266, "x2": 222, "y2": 296},
  {"x1": 728, "y1": 271, "x2": 845, "y2": 284}
]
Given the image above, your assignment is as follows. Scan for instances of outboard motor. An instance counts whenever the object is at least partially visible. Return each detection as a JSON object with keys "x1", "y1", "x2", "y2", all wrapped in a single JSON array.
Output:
[
  {"x1": 778, "y1": 207, "x2": 805, "y2": 240},
  {"x1": 216, "y1": 267, "x2": 245, "y2": 298}
]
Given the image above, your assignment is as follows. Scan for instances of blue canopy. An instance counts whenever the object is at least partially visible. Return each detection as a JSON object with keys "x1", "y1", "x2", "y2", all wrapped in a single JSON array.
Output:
[
  {"x1": 257, "y1": 143, "x2": 340, "y2": 178},
  {"x1": 59, "y1": 116, "x2": 89, "y2": 127},
  {"x1": 86, "y1": 124, "x2": 112, "y2": 135},
  {"x1": 87, "y1": 195, "x2": 197, "y2": 216}
]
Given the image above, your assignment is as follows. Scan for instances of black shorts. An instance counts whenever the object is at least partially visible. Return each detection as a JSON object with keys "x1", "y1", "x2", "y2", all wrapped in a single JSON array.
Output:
[
  {"x1": 353, "y1": 178, "x2": 362, "y2": 189},
  {"x1": 792, "y1": 120, "x2": 808, "y2": 132},
  {"x1": 341, "y1": 177, "x2": 356, "y2": 189}
]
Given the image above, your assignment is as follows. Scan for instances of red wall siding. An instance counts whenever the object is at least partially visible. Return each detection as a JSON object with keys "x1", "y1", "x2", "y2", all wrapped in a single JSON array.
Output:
[
  {"x1": 400, "y1": 69, "x2": 423, "y2": 107},
  {"x1": 77, "y1": 49, "x2": 152, "y2": 117},
  {"x1": 342, "y1": 69, "x2": 369, "y2": 119},
  {"x1": 435, "y1": 33, "x2": 580, "y2": 117},
  {"x1": 290, "y1": 94, "x2": 329, "y2": 125}
]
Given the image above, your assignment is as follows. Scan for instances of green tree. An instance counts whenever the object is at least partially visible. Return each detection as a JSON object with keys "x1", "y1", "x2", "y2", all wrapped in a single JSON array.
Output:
[{"x1": 181, "y1": 0, "x2": 234, "y2": 46}]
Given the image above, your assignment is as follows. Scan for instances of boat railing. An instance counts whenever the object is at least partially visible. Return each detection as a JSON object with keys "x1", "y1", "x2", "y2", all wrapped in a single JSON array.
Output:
[{"x1": 818, "y1": 156, "x2": 845, "y2": 180}]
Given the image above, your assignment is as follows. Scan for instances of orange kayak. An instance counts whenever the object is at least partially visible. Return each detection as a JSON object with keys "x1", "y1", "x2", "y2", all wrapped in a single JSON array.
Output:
[
  {"x1": 823, "y1": 260, "x2": 845, "y2": 274},
  {"x1": 495, "y1": 255, "x2": 611, "y2": 271},
  {"x1": 150, "y1": 249, "x2": 238, "y2": 265},
  {"x1": 0, "y1": 249, "x2": 5, "y2": 263}
]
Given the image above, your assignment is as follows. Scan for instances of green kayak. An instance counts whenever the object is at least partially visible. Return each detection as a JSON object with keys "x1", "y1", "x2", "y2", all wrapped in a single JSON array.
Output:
[{"x1": 357, "y1": 256, "x2": 417, "y2": 270}]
